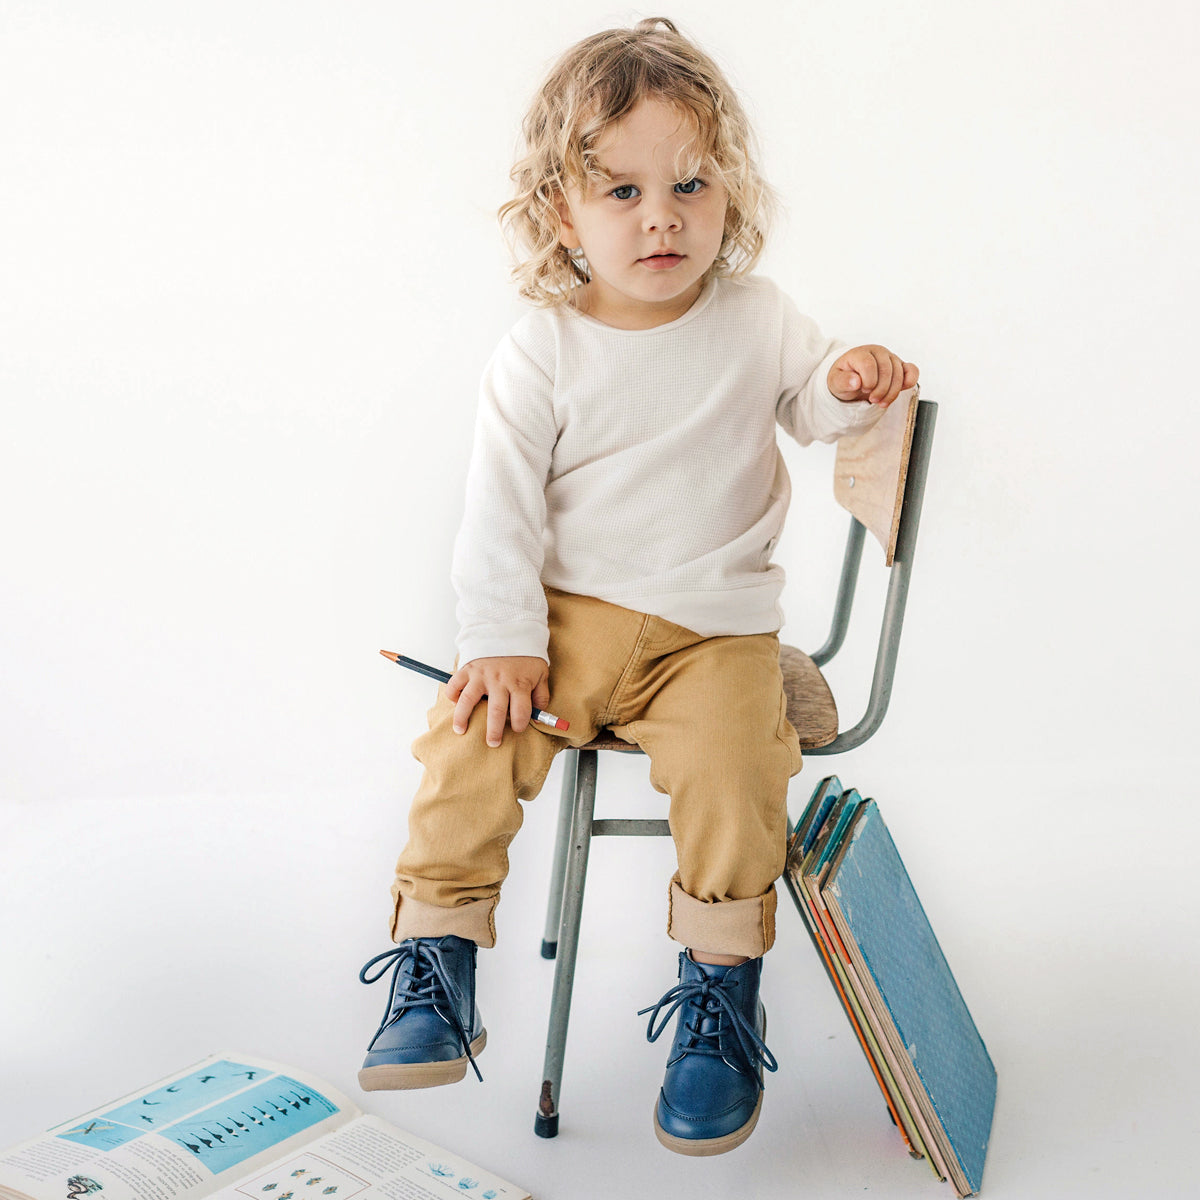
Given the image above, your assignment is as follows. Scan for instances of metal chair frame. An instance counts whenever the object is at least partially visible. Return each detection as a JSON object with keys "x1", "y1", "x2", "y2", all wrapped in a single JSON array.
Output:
[{"x1": 534, "y1": 398, "x2": 939, "y2": 1138}]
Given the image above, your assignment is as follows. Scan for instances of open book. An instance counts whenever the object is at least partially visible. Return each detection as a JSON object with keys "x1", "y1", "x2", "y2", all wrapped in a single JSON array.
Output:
[{"x1": 0, "y1": 1054, "x2": 529, "y2": 1200}]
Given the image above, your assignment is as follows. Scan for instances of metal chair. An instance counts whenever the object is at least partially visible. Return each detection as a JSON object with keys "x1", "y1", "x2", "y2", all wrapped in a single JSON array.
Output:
[{"x1": 534, "y1": 389, "x2": 938, "y2": 1138}]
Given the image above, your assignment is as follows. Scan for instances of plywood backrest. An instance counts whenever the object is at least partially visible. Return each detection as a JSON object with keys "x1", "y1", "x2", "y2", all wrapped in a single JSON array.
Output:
[{"x1": 832, "y1": 386, "x2": 920, "y2": 566}]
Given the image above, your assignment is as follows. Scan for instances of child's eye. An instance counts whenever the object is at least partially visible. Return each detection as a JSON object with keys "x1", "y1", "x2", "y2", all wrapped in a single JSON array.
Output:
[
  {"x1": 610, "y1": 184, "x2": 638, "y2": 201},
  {"x1": 674, "y1": 179, "x2": 704, "y2": 194}
]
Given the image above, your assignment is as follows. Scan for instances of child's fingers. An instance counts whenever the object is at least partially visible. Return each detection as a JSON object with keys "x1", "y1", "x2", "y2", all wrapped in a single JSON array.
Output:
[
  {"x1": 486, "y1": 687, "x2": 510, "y2": 748},
  {"x1": 452, "y1": 677, "x2": 486, "y2": 735},
  {"x1": 446, "y1": 667, "x2": 468, "y2": 702},
  {"x1": 833, "y1": 348, "x2": 919, "y2": 405},
  {"x1": 852, "y1": 353, "x2": 879, "y2": 395},
  {"x1": 831, "y1": 347, "x2": 920, "y2": 403},
  {"x1": 509, "y1": 688, "x2": 533, "y2": 736},
  {"x1": 876, "y1": 357, "x2": 920, "y2": 406},
  {"x1": 878, "y1": 353, "x2": 908, "y2": 404},
  {"x1": 829, "y1": 361, "x2": 872, "y2": 401},
  {"x1": 868, "y1": 351, "x2": 895, "y2": 402}
]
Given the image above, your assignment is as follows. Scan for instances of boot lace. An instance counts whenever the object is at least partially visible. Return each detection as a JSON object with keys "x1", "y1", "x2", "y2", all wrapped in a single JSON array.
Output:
[
  {"x1": 359, "y1": 941, "x2": 483, "y2": 1081},
  {"x1": 638, "y1": 975, "x2": 778, "y2": 1080}
]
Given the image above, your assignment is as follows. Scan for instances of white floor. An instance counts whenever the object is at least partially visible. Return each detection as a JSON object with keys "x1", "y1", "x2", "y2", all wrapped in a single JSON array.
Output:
[{"x1": 3, "y1": 751, "x2": 1198, "y2": 1200}]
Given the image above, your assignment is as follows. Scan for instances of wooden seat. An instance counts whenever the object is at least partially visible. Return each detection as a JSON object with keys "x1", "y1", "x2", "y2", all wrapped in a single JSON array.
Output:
[{"x1": 779, "y1": 643, "x2": 839, "y2": 749}]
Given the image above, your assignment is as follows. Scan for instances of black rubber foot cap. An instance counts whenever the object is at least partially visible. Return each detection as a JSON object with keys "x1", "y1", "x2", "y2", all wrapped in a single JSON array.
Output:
[
  {"x1": 540, "y1": 940, "x2": 557, "y2": 959},
  {"x1": 534, "y1": 1112, "x2": 559, "y2": 1138}
]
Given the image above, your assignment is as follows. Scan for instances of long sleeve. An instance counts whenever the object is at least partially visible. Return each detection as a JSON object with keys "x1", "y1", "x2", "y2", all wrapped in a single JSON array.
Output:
[
  {"x1": 451, "y1": 333, "x2": 558, "y2": 665},
  {"x1": 775, "y1": 292, "x2": 884, "y2": 445}
]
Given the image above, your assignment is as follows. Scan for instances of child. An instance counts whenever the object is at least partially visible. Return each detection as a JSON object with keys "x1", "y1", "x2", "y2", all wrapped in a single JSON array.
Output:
[{"x1": 357, "y1": 17, "x2": 918, "y2": 1157}]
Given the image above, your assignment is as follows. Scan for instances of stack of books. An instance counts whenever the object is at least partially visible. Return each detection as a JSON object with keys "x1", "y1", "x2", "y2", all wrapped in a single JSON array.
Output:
[{"x1": 785, "y1": 776, "x2": 997, "y2": 1197}]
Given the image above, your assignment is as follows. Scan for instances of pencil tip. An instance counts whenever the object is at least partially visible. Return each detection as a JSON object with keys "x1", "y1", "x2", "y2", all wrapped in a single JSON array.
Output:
[{"x1": 380, "y1": 649, "x2": 398, "y2": 661}]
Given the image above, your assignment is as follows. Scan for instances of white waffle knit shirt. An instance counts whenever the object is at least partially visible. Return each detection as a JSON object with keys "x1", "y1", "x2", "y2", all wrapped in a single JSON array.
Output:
[{"x1": 452, "y1": 274, "x2": 885, "y2": 665}]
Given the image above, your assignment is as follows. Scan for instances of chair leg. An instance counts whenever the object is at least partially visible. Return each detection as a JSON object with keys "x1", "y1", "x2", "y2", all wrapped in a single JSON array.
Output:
[
  {"x1": 540, "y1": 749, "x2": 579, "y2": 959},
  {"x1": 535, "y1": 747, "x2": 597, "y2": 1138}
]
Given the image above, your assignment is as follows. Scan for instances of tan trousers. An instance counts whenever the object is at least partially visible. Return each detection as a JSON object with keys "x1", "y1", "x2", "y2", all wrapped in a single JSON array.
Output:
[{"x1": 390, "y1": 588, "x2": 803, "y2": 958}]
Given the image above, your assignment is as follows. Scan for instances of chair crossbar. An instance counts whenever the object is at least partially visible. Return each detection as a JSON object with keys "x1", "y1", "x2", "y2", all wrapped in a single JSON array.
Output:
[{"x1": 591, "y1": 819, "x2": 671, "y2": 837}]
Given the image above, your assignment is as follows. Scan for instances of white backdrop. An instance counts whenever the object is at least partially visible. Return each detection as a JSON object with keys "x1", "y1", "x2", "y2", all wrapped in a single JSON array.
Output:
[{"x1": 3, "y1": 2, "x2": 1198, "y2": 1198}]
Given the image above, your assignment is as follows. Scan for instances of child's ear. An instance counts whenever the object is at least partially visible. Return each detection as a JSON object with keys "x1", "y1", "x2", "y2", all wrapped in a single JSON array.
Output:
[{"x1": 554, "y1": 193, "x2": 581, "y2": 251}]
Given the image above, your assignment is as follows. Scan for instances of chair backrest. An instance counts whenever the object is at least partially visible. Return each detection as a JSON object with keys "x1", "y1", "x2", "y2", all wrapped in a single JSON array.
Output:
[
  {"x1": 834, "y1": 387, "x2": 921, "y2": 567},
  {"x1": 806, "y1": 387, "x2": 937, "y2": 755}
]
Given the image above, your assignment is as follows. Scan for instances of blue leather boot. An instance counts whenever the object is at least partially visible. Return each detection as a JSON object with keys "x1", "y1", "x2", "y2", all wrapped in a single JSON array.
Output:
[
  {"x1": 357, "y1": 935, "x2": 486, "y2": 1090},
  {"x1": 639, "y1": 952, "x2": 778, "y2": 1155}
]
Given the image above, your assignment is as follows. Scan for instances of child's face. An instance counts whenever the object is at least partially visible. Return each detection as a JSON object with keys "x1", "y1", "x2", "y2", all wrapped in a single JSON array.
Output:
[{"x1": 556, "y1": 98, "x2": 728, "y2": 329}]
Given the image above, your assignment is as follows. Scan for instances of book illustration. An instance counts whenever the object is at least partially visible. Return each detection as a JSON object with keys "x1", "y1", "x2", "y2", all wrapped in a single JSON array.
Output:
[
  {"x1": 234, "y1": 1157, "x2": 365, "y2": 1200},
  {"x1": 59, "y1": 1064, "x2": 267, "y2": 1151},
  {"x1": 64, "y1": 1180, "x2": 102, "y2": 1200},
  {"x1": 426, "y1": 1163, "x2": 481, "y2": 1189},
  {"x1": 164, "y1": 1083, "x2": 337, "y2": 1176},
  {"x1": 59, "y1": 1121, "x2": 119, "y2": 1144},
  {"x1": 417, "y1": 1165, "x2": 495, "y2": 1194}
]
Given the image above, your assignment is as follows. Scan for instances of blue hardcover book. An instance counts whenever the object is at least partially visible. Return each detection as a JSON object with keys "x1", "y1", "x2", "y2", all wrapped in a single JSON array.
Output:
[
  {"x1": 823, "y1": 800, "x2": 996, "y2": 1197},
  {"x1": 787, "y1": 774, "x2": 844, "y2": 860}
]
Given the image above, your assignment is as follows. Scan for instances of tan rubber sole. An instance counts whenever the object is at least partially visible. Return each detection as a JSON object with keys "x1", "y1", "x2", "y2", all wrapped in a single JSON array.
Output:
[
  {"x1": 652, "y1": 1090, "x2": 763, "y2": 1156},
  {"x1": 357, "y1": 1030, "x2": 487, "y2": 1091}
]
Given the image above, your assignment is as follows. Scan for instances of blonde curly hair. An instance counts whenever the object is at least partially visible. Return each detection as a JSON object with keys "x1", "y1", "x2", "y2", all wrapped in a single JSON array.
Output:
[{"x1": 499, "y1": 17, "x2": 775, "y2": 307}]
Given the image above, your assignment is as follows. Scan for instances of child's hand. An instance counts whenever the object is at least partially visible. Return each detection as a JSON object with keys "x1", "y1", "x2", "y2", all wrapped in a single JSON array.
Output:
[
  {"x1": 447, "y1": 656, "x2": 552, "y2": 748},
  {"x1": 828, "y1": 346, "x2": 919, "y2": 406}
]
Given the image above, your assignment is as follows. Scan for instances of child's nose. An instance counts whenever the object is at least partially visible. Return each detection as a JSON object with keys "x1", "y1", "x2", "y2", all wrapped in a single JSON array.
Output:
[{"x1": 643, "y1": 196, "x2": 683, "y2": 233}]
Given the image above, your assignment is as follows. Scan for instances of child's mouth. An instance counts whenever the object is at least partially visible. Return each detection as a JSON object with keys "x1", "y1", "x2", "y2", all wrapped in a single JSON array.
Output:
[{"x1": 640, "y1": 253, "x2": 684, "y2": 270}]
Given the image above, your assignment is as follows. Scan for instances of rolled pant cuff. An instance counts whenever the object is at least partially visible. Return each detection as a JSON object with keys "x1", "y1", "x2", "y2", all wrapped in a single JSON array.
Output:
[
  {"x1": 389, "y1": 893, "x2": 498, "y2": 949},
  {"x1": 666, "y1": 879, "x2": 777, "y2": 958}
]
